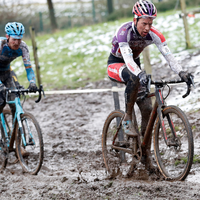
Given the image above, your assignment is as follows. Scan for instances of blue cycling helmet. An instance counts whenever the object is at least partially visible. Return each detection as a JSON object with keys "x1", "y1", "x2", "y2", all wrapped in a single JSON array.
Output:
[{"x1": 5, "y1": 22, "x2": 25, "y2": 39}]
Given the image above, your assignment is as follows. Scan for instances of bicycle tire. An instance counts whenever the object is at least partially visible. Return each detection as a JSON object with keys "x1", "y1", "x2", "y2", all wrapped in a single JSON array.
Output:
[
  {"x1": 154, "y1": 105, "x2": 194, "y2": 181},
  {"x1": 0, "y1": 121, "x2": 8, "y2": 170},
  {"x1": 102, "y1": 110, "x2": 137, "y2": 178},
  {"x1": 15, "y1": 112, "x2": 44, "y2": 175}
]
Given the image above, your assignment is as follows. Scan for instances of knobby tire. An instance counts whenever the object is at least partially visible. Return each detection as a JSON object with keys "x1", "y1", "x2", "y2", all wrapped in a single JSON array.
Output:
[
  {"x1": 16, "y1": 112, "x2": 44, "y2": 175},
  {"x1": 154, "y1": 105, "x2": 194, "y2": 181}
]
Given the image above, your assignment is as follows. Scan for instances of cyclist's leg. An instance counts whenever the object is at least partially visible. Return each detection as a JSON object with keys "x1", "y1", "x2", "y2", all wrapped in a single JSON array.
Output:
[
  {"x1": 10, "y1": 67, "x2": 20, "y2": 88},
  {"x1": 0, "y1": 71, "x2": 10, "y2": 113},
  {"x1": 136, "y1": 98, "x2": 158, "y2": 172},
  {"x1": 3, "y1": 70, "x2": 16, "y2": 118},
  {"x1": 107, "y1": 62, "x2": 140, "y2": 136},
  {"x1": 136, "y1": 97, "x2": 152, "y2": 137}
]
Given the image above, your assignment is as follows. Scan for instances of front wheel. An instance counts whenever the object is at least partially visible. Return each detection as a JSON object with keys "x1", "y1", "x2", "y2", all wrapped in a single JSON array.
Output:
[
  {"x1": 15, "y1": 112, "x2": 44, "y2": 175},
  {"x1": 154, "y1": 105, "x2": 194, "y2": 181}
]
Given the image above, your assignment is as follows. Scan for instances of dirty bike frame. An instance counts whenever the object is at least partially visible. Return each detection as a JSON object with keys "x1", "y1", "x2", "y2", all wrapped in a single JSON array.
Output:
[
  {"x1": 0, "y1": 85, "x2": 45, "y2": 175},
  {"x1": 102, "y1": 76, "x2": 194, "y2": 181}
]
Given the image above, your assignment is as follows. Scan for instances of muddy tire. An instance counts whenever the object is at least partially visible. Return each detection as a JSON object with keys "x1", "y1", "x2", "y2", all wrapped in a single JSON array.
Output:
[
  {"x1": 16, "y1": 112, "x2": 44, "y2": 175},
  {"x1": 154, "y1": 105, "x2": 194, "y2": 181},
  {"x1": 102, "y1": 110, "x2": 136, "y2": 178}
]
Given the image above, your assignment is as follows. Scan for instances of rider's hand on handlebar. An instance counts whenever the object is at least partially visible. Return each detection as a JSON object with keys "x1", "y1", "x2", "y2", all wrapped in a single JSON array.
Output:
[
  {"x1": 28, "y1": 82, "x2": 38, "y2": 93},
  {"x1": 179, "y1": 71, "x2": 194, "y2": 85},
  {"x1": 16, "y1": 85, "x2": 25, "y2": 90},
  {"x1": 137, "y1": 71, "x2": 149, "y2": 99},
  {"x1": 138, "y1": 71, "x2": 148, "y2": 86}
]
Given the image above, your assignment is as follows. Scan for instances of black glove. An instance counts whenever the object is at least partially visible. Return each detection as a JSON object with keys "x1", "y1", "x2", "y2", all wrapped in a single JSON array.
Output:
[
  {"x1": 16, "y1": 85, "x2": 24, "y2": 90},
  {"x1": 138, "y1": 71, "x2": 148, "y2": 86},
  {"x1": 28, "y1": 82, "x2": 38, "y2": 93},
  {"x1": 179, "y1": 71, "x2": 193, "y2": 84},
  {"x1": 137, "y1": 71, "x2": 148, "y2": 97},
  {"x1": 0, "y1": 83, "x2": 6, "y2": 105}
]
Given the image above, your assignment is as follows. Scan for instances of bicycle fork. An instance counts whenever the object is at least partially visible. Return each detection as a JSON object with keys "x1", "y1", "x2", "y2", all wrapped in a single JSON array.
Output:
[
  {"x1": 155, "y1": 87, "x2": 178, "y2": 147},
  {"x1": 17, "y1": 116, "x2": 35, "y2": 147}
]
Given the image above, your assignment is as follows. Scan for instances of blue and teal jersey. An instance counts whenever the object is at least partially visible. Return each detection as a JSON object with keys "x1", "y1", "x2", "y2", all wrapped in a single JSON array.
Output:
[{"x1": 0, "y1": 37, "x2": 36, "y2": 83}]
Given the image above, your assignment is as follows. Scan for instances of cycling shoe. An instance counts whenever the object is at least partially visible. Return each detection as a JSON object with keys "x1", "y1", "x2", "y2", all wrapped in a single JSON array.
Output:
[{"x1": 122, "y1": 120, "x2": 138, "y2": 137}]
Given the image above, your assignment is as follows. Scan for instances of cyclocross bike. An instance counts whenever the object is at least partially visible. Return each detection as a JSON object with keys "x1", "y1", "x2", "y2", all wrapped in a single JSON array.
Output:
[
  {"x1": 102, "y1": 76, "x2": 194, "y2": 181},
  {"x1": 0, "y1": 85, "x2": 45, "y2": 175}
]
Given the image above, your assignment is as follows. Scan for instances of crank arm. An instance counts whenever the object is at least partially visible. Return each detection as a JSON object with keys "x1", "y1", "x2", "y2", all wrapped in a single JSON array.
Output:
[{"x1": 111, "y1": 145, "x2": 133, "y2": 155}]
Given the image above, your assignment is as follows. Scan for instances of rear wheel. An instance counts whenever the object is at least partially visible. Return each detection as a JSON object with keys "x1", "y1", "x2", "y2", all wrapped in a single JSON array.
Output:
[
  {"x1": 154, "y1": 106, "x2": 194, "y2": 181},
  {"x1": 16, "y1": 112, "x2": 44, "y2": 175},
  {"x1": 102, "y1": 110, "x2": 139, "y2": 178}
]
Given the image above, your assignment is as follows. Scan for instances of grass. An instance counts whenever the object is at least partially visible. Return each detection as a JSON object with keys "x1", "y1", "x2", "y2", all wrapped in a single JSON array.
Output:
[
  {"x1": 11, "y1": 8, "x2": 200, "y2": 90},
  {"x1": 193, "y1": 154, "x2": 200, "y2": 164}
]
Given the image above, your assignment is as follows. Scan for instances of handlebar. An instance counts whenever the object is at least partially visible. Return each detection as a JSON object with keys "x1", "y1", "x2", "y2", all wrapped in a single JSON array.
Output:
[
  {"x1": 6, "y1": 84, "x2": 45, "y2": 103},
  {"x1": 138, "y1": 75, "x2": 195, "y2": 100}
]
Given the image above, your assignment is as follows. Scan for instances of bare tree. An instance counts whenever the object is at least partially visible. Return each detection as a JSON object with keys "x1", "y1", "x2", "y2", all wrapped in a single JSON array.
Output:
[{"x1": 47, "y1": 0, "x2": 58, "y2": 31}]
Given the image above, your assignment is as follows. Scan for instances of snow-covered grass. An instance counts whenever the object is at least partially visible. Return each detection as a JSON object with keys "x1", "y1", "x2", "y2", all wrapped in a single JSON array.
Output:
[{"x1": 11, "y1": 9, "x2": 200, "y2": 94}]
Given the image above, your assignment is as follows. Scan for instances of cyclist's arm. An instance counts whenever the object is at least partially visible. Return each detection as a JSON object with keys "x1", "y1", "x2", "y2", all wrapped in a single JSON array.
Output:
[
  {"x1": 157, "y1": 42, "x2": 183, "y2": 74},
  {"x1": 119, "y1": 42, "x2": 141, "y2": 76},
  {"x1": 21, "y1": 41, "x2": 36, "y2": 83},
  {"x1": 150, "y1": 27, "x2": 183, "y2": 74}
]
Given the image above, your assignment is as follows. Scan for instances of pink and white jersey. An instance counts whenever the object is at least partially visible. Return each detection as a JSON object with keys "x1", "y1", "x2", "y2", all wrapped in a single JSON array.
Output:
[{"x1": 111, "y1": 21, "x2": 182, "y2": 76}]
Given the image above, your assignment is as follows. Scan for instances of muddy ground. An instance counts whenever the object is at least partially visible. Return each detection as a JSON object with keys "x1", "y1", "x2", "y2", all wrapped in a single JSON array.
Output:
[{"x1": 0, "y1": 51, "x2": 200, "y2": 199}]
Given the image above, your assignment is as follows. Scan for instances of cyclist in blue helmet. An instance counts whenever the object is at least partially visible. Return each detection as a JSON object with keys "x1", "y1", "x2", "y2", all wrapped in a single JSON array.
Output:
[{"x1": 0, "y1": 22, "x2": 37, "y2": 117}]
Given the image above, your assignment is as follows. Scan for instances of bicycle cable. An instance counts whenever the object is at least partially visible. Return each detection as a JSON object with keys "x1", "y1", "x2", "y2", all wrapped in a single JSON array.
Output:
[{"x1": 163, "y1": 84, "x2": 170, "y2": 100}]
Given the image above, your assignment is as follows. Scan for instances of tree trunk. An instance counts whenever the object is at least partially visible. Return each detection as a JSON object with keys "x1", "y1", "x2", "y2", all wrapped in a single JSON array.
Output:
[
  {"x1": 47, "y1": 0, "x2": 58, "y2": 31},
  {"x1": 107, "y1": 0, "x2": 113, "y2": 14}
]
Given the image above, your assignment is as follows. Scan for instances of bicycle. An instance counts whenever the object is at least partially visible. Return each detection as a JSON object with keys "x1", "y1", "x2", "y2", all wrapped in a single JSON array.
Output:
[
  {"x1": 0, "y1": 85, "x2": 45, "y2": 175},
  {"x1": 102, "y1": 76, "x2": 194, "y2": 181}
]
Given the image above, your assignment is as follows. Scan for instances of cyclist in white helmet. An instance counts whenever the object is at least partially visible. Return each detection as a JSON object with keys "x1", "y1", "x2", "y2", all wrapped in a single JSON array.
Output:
[
  {"x1": 107, "y1": 0, "x2": 192, "y2": 172},
  {"x1": 0, "y1": 22, "x2": 37, "y2": 117}
]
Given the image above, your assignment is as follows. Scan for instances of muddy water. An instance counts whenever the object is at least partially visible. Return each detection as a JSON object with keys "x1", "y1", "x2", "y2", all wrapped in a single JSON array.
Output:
[
  {"x1": 0, "y1": 78, "x2": 199, "y2": 200},
  {"x1": 1, "y1": 53, "x2": 200, "y2": 199}
]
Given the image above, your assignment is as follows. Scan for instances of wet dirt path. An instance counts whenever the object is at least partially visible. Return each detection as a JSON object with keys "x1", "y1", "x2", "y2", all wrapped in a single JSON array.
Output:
[
  {"x1": 0, "y1": 81, "x2": 200, "y2": 200},
  {"x1": 0, "y1": 51, "x2": 200, "y2": 199}
]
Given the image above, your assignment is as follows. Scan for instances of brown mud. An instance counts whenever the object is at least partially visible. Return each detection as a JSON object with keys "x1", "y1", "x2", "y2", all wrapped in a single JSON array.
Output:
[{"x1": 0, "y1": 51, "x2": 200, "y2": 199}]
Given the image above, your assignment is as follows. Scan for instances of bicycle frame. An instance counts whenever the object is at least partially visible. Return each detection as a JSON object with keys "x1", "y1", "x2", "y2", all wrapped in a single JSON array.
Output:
[
  {"x1": 141, "y1": 78, "x2": 193, "y2": 150},
  {"x1": 0, "y1": 86, "x2": 44, "y2": 151}
]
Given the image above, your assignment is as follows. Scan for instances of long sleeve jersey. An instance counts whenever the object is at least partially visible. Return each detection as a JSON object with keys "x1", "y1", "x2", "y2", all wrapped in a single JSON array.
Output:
[
  {"x1": 0, "y1": 37, "x2": 36, "y2": 83},
  {"x1": 111, "y1": 21, "x2": 182, "y2": 76}
]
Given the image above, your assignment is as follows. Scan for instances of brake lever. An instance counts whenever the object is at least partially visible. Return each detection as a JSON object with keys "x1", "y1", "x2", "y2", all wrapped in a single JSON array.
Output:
[
  {"x1": 35, "y1": 84, "x2": 45, "y2": 103},
  {"x1": 182, "y1": 75, "x2": 195, "y2": 98}
]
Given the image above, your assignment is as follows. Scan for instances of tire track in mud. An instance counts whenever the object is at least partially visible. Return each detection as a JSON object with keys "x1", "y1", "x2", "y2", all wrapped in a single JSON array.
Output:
[{"x1": 1, "y1": 53, "x2": 200, "y2": 199}]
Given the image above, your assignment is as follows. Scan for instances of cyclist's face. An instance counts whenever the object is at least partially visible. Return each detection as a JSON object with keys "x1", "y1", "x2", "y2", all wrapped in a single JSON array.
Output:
[
  {"x1": 6, "y1": 35, "x2": 22, "y2": 50},
  {"x1": 134, "y1": 17, "x2": 153, "y2": 37}
]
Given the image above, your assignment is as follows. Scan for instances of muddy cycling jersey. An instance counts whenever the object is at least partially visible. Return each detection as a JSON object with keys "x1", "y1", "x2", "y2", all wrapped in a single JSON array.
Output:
[
  {"x1": 0, "y1": 37, "x2": 36, "y2": 83},
  {"x1": 110, "y1": 21, "x2": 183, "y2": 76}
]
